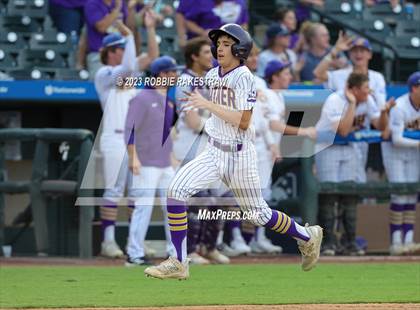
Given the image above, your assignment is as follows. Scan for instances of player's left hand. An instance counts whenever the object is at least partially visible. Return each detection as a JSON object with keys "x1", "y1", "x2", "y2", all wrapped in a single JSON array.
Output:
[
  {"x1": 299, "y1": 127, "x2": 317, "y2": 140},
  {"x1": 144, "y1": 8, "x2": 157, "y2": 28},
  {"x1": 269, "y1": 144, "x2": 281, "y2": 162},
  {"x1": 384, "y1": 97, "x2": 396, "y2": 113},
  {"x1": 182, "y1": 89, "x2": 211, "y2": 111}
]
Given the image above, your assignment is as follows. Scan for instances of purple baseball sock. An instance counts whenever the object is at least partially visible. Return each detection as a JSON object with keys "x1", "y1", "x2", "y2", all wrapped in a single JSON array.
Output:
[
  {"x1": 402, "y1": 204, "x2": 416, "y2": 244},
  {"x1": 100, "y1": 201, "x2": 118, "y2": 240},
  {"x1": 390, "y1": 203, "x2": 404, "y2": 244},
  {"x1": 265, "y1": 209, "x2": 309, "y2": 242},
  {"x1": 167, "y1": 198, "x2": 188, "y2": 262},
  {"x1": 228, "y1": 220, "x2": 241, "y2": 230},
  {"x1": 242, "y1": 231, "x2": 254, "y2": 244}
]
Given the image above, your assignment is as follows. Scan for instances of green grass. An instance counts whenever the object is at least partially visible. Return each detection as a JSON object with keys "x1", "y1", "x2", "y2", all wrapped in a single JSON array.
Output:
[{"x1": 1, "y1": 263, "x2": 419, "y2": 308}]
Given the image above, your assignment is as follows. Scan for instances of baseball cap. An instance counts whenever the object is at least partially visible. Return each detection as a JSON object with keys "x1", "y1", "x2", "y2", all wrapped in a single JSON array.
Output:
[
  {"x1": 150, "y1": 56, "x2": 179, "y2": 75},
  {"x1": 102, "y1": 33, "x2": 126, "y2": 48},
  {"x1": 266, "y1": 24, "x2": 290, "y2": 39},
  {"x1": 264, "y1": 60, "x2": 291, "y2": 80},
  {"x1": 407, "y1": 71, "x2": 420, "y2": 89},
  {"x1": 350, "y1": 37, "x2": 372, "y2": 51}
]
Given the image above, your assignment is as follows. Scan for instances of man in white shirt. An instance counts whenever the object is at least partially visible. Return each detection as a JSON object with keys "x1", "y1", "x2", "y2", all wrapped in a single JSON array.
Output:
[
  {"x1": 382, "y1": 72, "x2": 420, "y2": 255},
  {"x1": 315, "y1": 72, "x2": 388, "y2": 256},
  {"x1": 257, "y1": 24, "x2": 297, "y2": 78},
  {"x1": 314, "y1": 35, "x2": 394, "y2": 184}
]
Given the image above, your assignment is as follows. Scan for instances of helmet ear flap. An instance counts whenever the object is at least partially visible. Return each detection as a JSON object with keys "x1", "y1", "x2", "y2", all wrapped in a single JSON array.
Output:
[
  {"x1": 231, "y1": 43, "x2": 239, "y2": 58},
  {"x1": 211, "y1": 44, "x2": 217, "y2": 59}
]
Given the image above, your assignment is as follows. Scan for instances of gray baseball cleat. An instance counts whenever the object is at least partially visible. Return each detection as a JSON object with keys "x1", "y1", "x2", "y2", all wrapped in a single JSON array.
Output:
[
  {"x1": 297, "y1": 224, "x2": 323, "y2": 272},
  {"x1": 144, "y1": 257, "x2": 189, "y2": 280}
]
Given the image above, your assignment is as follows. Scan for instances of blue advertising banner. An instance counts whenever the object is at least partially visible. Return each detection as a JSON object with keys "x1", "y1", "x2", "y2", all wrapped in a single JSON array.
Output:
[{"x1": 0, "y1": 80, "x2": 409, "y2": 103}]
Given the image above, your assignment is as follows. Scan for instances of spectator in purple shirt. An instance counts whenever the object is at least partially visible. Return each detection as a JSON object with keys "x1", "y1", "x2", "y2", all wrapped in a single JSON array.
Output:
[
  {"x1": 49, "y1": 0, "x2": 85, "y2": 35},
  {"x1": 184, "y1": 0, "x2": 249, "y2": 40},
  {"x1": 84, "y1": 0, "x2": 136, "y2": 78},
  {"x1": 176, "y1": 0, "x2": 194, "y2": 48},
  {"x1": 124, "y1": 56, "x2": 179, "y2": 266},
  {"x1": 274, "y1": 7, "x2": 301, "y2": 51},
  {"x1": 295, "y1": 0, "x2": 324, "y2": 24}
]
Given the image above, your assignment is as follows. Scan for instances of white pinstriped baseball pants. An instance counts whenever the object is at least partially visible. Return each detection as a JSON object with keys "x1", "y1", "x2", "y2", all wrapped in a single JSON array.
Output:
[
  {"x1": 315, "y1": 144, "x2": 358, "y2": 183},
  {"x1": 382, "y1": 142, "x2": 420, "y2": 204},
  {"x1": 255, "y1": 144, "x2": 273, "y2": 201},
  {"x1": 168, "y1": 141, "x2": 273, "y2": 226}
]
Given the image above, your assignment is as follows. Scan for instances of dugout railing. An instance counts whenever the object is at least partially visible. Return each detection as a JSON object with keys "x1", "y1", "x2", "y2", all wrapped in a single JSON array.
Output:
[
  {"x1": 299, "y1": 139, "x2": 420, "y2": 225},
  {"x1": 0, "y1": 128, "x2": 94, "y2": 258}
]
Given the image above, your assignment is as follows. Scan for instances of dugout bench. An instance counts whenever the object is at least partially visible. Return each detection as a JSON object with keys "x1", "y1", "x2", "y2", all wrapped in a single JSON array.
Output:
[{"x1": 0, "y1": 128, "x2": 94, "y2": 258}]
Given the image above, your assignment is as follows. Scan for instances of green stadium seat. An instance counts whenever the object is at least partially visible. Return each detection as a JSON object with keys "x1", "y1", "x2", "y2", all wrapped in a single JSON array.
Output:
[
  {"x1": 386, "y1": 35, "x2": 420, "y2": 60},
  {"x1": 29, "y1": 31, "x2": 72, "y2": 54},
  {"x1": 362, "y1": 3, "x2": 407, "y2": 25},
  {"x1": 0, "y1": 30, "x2": 26, "y2": 53},
  {"x1": 319, "y1": 0, "x2": 362, "y2": 22},
  {"x1": 347, "y1": 20, "x2": 392, "y2": 53},
  {"x1": 7, "y1": 67, "x2": 52, "y2": 80},
  {"x1": 0, "y1": 15, "x2": 42, "y2": 34},
  {"x1": 395, "y1": 21, "x2": 420, "y2": 37},
  {"x1": 18, "y1": 49, "x2": 67, "y2": 69},
  {"x1": 7, "y1": 0, "x2": 48, "y2": 19},
  {"x1": 0, "y1": 51, "x2": 17, "y2": 70},
  {"x1": 385, "y1": 35, "x2": 420, "y2": 81},
  {"x1": 54, "y1": 68, "x2": 90, "y2": 81}
]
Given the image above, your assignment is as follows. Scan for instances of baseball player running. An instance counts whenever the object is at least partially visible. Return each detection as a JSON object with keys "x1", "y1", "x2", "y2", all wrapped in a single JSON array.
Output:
[
  {"x1": 382, "y1": 72, "x2": 420, "y2": 255},
  {"x1": 173, "y1": 37, "x2": 229, "y2": 264},
  {"x1": 94, "y1": 15, "x2": 158, "y2": 258},
  {"x1": 144, "y1": 24, "x2": 323, "y2": 280},
  {"x1": 315, "y1": 73, "x2": 388, "y2": 255}
]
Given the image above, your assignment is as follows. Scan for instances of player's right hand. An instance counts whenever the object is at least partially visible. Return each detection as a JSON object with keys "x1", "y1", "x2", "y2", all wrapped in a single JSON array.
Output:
[
  {"x1": 345, "y1": 86, "x2": 357, "y2": 105},
  {"x1": 129, "y1": 155, "x2": 142, "y2": 175},
  {"x1": 113, "y1": 0, "x2": 123, "y2": 13},
  {"x1": 302, "y1": 127, "x2": 318, "y2": 140},
  {"x1": 269, "y1": 144, "x2": 281, "y2": 162},
  {"x1": 144, "y1": 9, "x2": 157, "y2": 28},
  {"x1": 334, "y1": 31, "x2": 353, "y2": 54},
  {"x1": 115, "y1": 20, "x2": 132, "y2": 37}
]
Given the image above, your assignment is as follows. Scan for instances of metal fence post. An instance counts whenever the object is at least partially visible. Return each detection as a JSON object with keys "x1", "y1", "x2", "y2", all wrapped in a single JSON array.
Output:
[
  {"x1": 300, "y1": 138, "x2": 319, "y2": 224},
  {"x1": 77, "y1": 135, "x2": 94, "y2": 258},
  {"x1": 29, "y1": 138, "x2": 49, "y2": 255}
]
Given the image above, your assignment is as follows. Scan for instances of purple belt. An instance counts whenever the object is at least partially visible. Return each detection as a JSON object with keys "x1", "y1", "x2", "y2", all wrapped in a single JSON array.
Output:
[{"x1": 208, "y1": 137, "x2": 243, "y2": 152}]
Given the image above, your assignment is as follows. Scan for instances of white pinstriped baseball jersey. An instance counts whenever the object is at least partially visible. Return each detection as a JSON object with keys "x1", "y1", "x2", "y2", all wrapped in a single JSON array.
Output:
[
  {"x1": 265, "y1": 89, "x2": 286, "y2": 145},
  {"x1": 94, "y1": 34, "x2": 137, "y2": 111},
  {"x1": 383, "y1": 93, "x2": 420, "y2": 186},
  {"x1": 389, "y1": 94, "x2": 420, "y2": 145},
  {"x1": 94, "y1": 34, "x2": 138, "y2": 198},
  {"x1": 315, "y1": 91, "x2": 379, "y2": 183},
  {"x1": 252, "y1": 81, "x2": 283, "y2": 196},
  {"x1": 204, "y1": 65, "x2": 257, "y2": 144},
  {"x1": 327, "y1": 67, "x2": 387, "y2": 183},
  {"x1": 168, "y1": 64, "x2": 274, "y2": 227},
  {"x1": 254, "y1": 75, "x2": 267, "y2": 91},
  {"x1": 315, "y1": 91, "x2": 380, "y2": 152},
  {"x1": 173, "y1": 70, "x2": 209, "y2": 161}
]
